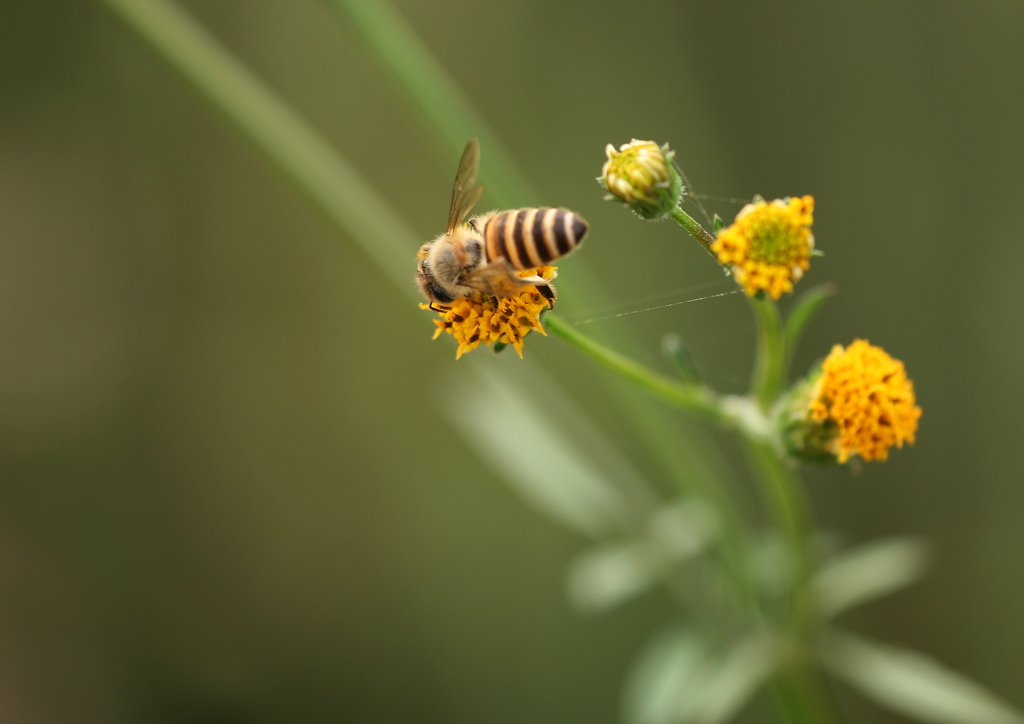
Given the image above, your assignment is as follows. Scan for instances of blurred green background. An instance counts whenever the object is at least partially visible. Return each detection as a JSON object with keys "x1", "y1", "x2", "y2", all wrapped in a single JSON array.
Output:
[{"x1": 1, "y1": 0, "x2": 1022, "y2": 721}]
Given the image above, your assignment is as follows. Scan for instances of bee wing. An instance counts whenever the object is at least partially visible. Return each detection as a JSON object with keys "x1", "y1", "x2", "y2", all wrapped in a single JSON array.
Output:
[{"x1": 447, "y1": 139, "x2": 483, "y2": 234}]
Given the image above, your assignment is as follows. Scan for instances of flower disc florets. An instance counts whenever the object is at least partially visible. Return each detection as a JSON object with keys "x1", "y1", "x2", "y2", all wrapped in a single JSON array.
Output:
[
  {"x1": 794, "y1": 340, "x2": 921, "y2": 463},
  {"x1": 712, "y1": 196, "x2": 815, "y2": 300},
  {"x1": 600, "y1": 140, "x2": 682, "y2": 219},
  {"x1": 420, "y1": 267, "x2": 557, "y2": 359}
]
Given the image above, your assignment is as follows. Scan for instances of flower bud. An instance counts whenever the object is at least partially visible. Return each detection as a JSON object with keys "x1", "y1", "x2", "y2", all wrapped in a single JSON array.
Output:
[{"x1": 600, "y1": 140, "x2": 682, "y2": 219}]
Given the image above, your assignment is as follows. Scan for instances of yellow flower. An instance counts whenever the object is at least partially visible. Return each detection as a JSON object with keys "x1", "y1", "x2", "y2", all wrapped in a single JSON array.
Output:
[
  {"x1": 420, "y1": 267, "x2": 557, "y2": 359},
  {"x1": 600, "y1": 140, "x2": 682, "y2": 219},
  {"x1": 712, "y1": 196, "x2": 815, "y2": 300},
  {"x1": 808, "y1": 340, "x2": 922, "y2": 463}
]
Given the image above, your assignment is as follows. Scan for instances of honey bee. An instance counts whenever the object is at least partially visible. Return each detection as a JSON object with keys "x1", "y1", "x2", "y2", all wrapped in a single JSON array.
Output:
[{"x1": 416, "y1": 139, "x2": 588, "y2": 309}]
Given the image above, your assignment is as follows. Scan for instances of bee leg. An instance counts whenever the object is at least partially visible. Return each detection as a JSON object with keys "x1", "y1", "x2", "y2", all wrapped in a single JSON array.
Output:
[
  {"x1": 536, "y1": 283, "x2": 556, "y2": 309},
  {"x1": 520, "y1": 276, "x2": 556, "y2": 309},
  {"x1": 428, "y1": 302, "x2": 451, "y2": 313}
]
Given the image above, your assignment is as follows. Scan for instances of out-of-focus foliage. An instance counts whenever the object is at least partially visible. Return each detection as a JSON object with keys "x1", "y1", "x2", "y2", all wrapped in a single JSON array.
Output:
[{"x1": 1, "y1": 1, "x2": 1023, "y2": 723}]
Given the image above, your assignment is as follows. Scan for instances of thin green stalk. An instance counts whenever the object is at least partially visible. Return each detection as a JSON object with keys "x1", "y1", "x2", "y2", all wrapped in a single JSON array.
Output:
[
  {"x1": 750, "y1": 294, "x2": 786, "y2": 411},
  {"x1": 545, "y1": 314, "x2": 728, "y2": 424},
  {"x1": 546, "y1": 313, "x2": 765, "y2": 619},
  {"x1": 750, "y1": 452, "x2": 838, "y2": 724},
  {"x1": 745, "y1": 289, "x2": 836, "y2": 721},
  {"x1": 669, "y1": 206, "x2": 718, "y2": 259},
  {"x1": 743, "y1": 440, "x2": 838, "y2": 724}
]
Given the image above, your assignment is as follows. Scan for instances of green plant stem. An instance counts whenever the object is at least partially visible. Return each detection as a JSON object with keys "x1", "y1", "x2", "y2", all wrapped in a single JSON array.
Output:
[
  {"x1": 549, "y1": 311, "x2": 839, "y2": 722},
  {"x1": 548, "y1": 309, "x2": 838, "y2": 722},
  {"x1": 750, "y1": 293, "x2": 786, "y2": 411},
  {"x1": 545, "y1": 314, "x2": 728, "y2": 424},
  {"x1": 743, "y1": 440, "x2": 838, "y2": 724},
  {"x1": 546, "y1": 314, "x2": 765, "y2": 621},
  {"x1": 745, "y1": 291, "x2": 837, "y2": 722},
  {"x1": 669, "y1": 206, "x2": 719, "y2": 260}
]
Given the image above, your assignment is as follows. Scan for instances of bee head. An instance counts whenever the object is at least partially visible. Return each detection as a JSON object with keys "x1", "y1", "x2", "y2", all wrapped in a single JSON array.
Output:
[{"x1": 416, "y1": 256, "x2": 457, "y2": 305}]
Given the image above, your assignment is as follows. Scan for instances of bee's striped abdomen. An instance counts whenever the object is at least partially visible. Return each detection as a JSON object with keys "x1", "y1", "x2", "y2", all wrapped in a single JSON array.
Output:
[{"x1": 483, "y1": 208, "x2": 587, "y2": 270}]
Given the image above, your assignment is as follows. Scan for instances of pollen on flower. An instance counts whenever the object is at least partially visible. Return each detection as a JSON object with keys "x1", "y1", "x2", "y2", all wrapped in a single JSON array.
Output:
[
  {"x1": 809, "y1": 340, "x2": 922, "y2": 463},
  {"x1": 420, "y1": 267, "x2": 557, "y2": 360},
  {"x1": 712, "y1": 196, "x2": 815, "y2": 300}
]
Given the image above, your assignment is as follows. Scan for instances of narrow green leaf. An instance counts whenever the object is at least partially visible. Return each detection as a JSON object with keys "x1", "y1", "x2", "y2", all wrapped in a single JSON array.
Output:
[
  {"x1": 622, "y1": 625, "x2": 710, "y2": 724},
  {"x1": 568, "y1": 503, "x2": 714, "y2": 614},
  {"x1": 648, "y1": 502, "x2": 716, "y2": 558},
  {"x1": 567, "y1": 542, "x2": 663, "y2": 614},
  {"x1": 623, "y1": 627, "x2": 779, "y2": 724},
  {"x1": 445, "y1": 366, "x2": 633, "y2": 538},
  {"x1": 815, "y1": 537, "x2": 929, "y2": 619},
  {"x1": 822, "y1": 630, "x2": 1024, "y2": 724},
  {"x1": 686, "y1": 633, "x2": 779, "y2": 724},
  {"x1": 782, "y1": 283, "x2": 837, "y2": 371}
]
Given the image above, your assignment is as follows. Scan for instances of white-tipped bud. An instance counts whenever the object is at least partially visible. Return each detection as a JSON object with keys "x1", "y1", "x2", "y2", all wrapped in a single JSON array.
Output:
[{"x1": 599, "y1": 140, "x2": 682, "y2": 219}]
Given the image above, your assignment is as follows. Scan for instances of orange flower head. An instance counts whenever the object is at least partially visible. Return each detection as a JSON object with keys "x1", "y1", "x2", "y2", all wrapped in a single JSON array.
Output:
[
  {"x1": 808, "y1": 339, "x2": 922, "y2": 463},
  {"x1": 420, "y1": 267, "x2": 556, "y2": 359},
  {"x1": 712, "y1": 196, "x2": 815, "y2": 300}
]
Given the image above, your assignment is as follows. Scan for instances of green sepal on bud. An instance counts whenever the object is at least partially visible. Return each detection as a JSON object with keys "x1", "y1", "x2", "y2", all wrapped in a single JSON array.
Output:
[
  {"x1": 599, "y1": 140, "x2": 683, "y2": 220},
  {"x1": 775, "y1": 368, "x2": 843, "y2": 465}
]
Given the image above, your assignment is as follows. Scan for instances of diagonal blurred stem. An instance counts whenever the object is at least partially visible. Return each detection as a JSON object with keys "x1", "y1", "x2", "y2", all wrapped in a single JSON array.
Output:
[
  {"x1": 98, "y1": 0, "x2": 420, "y2": 299},
  {"x1": 327, "y1": 0, "x2": 537, "y2": 208}
]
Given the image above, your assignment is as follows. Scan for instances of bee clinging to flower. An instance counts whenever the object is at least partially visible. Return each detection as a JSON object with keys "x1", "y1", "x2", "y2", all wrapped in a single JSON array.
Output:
[{"x1": 416, "y1": 139, "x2": 589, "y2": 310}]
